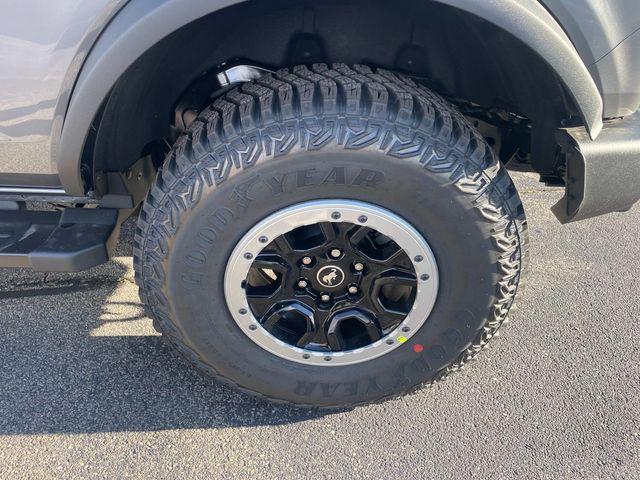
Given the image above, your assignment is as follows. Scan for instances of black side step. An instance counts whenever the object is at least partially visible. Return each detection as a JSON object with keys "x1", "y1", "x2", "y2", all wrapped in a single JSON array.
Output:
[{"x1": 0, "y1": 208, "x2": 118, "y2": 271}]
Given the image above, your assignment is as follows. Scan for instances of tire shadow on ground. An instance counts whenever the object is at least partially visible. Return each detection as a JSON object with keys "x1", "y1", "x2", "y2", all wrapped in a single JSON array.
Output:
[{"x1": 0, "y1": 220, "x2": 331, "y2": 435}]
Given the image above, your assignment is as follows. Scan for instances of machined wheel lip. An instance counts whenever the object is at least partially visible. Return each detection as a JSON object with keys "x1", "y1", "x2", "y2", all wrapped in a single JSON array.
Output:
[{"x1": 224, "y1": 200, "x2": 439, "y2": 366}]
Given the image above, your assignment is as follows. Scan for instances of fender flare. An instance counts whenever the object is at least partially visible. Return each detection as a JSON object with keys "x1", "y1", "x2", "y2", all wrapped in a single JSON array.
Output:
[{"x1": 55, "y1": 0, "x2": 604, "y2": 195}]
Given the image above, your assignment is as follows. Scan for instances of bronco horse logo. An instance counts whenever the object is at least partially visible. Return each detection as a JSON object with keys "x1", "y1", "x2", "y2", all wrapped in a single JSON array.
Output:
[
  {"x1": 322, "y1": 269, "x2": 339, "y2": 285},
  {"x1": 317, "y1": 266, "x2": 344, "y2": 287}
]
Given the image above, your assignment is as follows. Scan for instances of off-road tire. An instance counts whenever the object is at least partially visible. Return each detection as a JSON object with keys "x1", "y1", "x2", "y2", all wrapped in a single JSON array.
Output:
[{"x1": 133, "y1": 63, "x2": 528, "y2": 408}]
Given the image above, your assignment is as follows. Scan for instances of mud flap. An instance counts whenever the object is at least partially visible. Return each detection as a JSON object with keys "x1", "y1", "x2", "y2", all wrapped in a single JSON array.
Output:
[{"x1": 552, "y1": 113, "x2": 640, "y2": 223}]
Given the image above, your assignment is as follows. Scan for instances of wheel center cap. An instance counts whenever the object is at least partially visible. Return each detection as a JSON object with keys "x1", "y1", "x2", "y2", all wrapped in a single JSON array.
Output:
[{"x1": 316, "y1": 265, "x2": 345, "y2": 288}]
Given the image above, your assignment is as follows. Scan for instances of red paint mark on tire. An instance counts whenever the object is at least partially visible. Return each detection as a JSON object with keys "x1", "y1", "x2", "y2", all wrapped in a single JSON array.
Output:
[{"x1": 413, "y1": 344, "x2": 424, "y2": 353}]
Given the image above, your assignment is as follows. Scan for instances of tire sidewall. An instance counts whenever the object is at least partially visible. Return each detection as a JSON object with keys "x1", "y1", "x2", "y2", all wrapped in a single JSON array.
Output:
[{"x1": 165, "y1": 147, "x2": 499, "y2": 406}]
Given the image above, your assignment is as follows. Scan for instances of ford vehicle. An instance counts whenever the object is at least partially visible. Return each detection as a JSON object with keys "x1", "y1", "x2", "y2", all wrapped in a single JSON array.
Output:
[{"x1": 1, "y1": 0, "x2": 639, "y2": 408}]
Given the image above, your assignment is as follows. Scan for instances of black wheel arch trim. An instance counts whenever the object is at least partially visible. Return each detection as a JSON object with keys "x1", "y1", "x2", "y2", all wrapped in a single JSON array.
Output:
[{"x1": 54, "y1": 0, "x2": 604, "y2": 196}]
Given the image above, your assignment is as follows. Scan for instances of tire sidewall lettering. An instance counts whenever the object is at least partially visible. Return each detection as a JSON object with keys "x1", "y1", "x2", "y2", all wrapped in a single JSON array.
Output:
[{"x1": 179, "y1": 164, "x2": 386, "y2": 291}]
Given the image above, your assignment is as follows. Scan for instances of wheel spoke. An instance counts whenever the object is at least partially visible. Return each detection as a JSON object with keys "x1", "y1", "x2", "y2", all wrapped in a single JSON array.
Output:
[
  {"x1": 318, "y1": 222, "x2": 337, "y2": 243},
  {"x1": 250, "y1": 253, "x2": 290, "y2": 283},
  {"x1": 253, "y1": 268, "x2": 276, "y2": 284},
  {"x1": 245, "y1": 284, "x2": 283, "y2": 303},
  {"x1": 245, "y1": 294, "x2": 278, "y2": 318},
  {"x1": 379, "y1": 247, "x2": 405, "y2": 265},
  {"x1": 370, "y1": 269, "x2": 417, "y2": 330},
  {"x1": 295, "y1": 330, "x2": 318, "y2": 348},
  {"x1": 326, "y1": 324, "x2": 346, "y2": 350},
  {"x1": 252, "y1": 253, "x2": 288, "y2": 272},
  {"x1": 272, "y1": 235, "x2": 295, "y2": 254},
  {"x1": 347, "y1": 224, "x2": 369, "y2": 246},
  {"x1": 300, "y1": 308, "x2": 332, "y2": 349},
  {"x1": 374, "y1": 269, "x2": 417, "y2": 287},
  {"x1": 375, "y1": 309, "x2": 408, "y2": 331},
  {"x1": 245, "y1": 253, "x2": 291, "y2": 312},
  {"x1": 261, "y1": 302, "x2": 316, "y2": 346},
  {"x1": 326, "y1": 309, "x2": 382, "y2": 350}
]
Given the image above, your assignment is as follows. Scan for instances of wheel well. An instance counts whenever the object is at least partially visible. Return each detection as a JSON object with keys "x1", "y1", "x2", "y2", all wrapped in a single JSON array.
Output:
[{"x1": 87, "y1": 0, "x2": 579, "y2": 194}]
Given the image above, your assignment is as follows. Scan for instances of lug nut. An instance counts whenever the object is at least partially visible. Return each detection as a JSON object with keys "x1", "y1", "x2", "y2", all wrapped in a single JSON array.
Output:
[
  {"x1": 302, "y1": 256, "x2": 313, "y2": 265},
  {"x1": 348, "y1": 285, "x2": 358, "y2": 295},
  {"x1": 297, "y1": 279, "x2": 308, "y2": 289},
  {"x1": 354, "y1": 262, "x2": 365, "y2": 272},
  {"x1": 320, "y1": 294, "x2": 331, "y2": 302},
  {"x1": 330, "y1": 248, "x2": 342, "y2": 258}
]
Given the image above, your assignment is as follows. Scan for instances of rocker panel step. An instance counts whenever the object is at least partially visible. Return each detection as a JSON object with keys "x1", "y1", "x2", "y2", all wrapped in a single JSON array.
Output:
[{"x1": 0, "y1": 208, "x2": 118, "y2": 271}]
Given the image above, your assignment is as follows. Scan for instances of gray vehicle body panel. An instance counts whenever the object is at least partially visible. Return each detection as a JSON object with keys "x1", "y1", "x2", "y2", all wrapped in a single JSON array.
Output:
[
  {"x1": 0, "y1": 0, "x2": 126, "y2": 183},
  {"x1": 0, "y1": 0, "x2": 639, "y2": 193},
  {"x1": 541, "y1": 0, "x2": 640, "y2": 65},
  {"x1": 541, "y1": 0, "x2": 640, "y2": 118}
]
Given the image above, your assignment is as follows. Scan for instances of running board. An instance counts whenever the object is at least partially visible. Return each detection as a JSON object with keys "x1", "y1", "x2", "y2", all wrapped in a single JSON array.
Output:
[{"x1": 0, "y1": 208, "x2": 118, "y2": 271}]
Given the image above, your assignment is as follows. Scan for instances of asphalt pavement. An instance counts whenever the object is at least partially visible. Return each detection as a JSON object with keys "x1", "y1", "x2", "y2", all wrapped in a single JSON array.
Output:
[{"x1": 0, "y1": 172, "x2": 638, "y2": 479}]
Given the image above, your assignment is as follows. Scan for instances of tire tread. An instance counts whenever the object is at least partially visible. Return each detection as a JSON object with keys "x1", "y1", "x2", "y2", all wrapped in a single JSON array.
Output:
[{"x1": 134, "y1": 64, "x2": 529, "y2": 408}]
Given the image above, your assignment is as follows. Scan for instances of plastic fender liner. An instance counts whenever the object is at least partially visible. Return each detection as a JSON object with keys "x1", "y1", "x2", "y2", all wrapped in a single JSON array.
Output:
[{"x1": 552, "y1": 113, "x2": 640, "y2": 223}]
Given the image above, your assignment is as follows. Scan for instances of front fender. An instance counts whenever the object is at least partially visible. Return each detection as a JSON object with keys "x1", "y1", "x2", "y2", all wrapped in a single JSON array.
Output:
[{"x1": 55, "y1": 0, "x2": 604, "y2": 195}]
